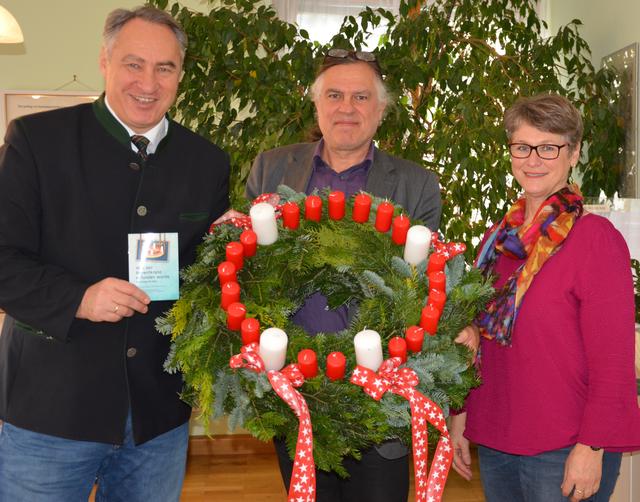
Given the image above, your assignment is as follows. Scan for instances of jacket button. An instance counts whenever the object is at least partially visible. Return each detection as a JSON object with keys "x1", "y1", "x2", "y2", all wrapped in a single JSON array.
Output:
[
  {"x1": 136, "y1": 205, "x2": 147, "y2": 216},
  {"x1": 126, "y1": 347, "x2": 137, "y2": 358},
  {"x1": 129, "y1": 162, "x2": 140, "y2": 171}
]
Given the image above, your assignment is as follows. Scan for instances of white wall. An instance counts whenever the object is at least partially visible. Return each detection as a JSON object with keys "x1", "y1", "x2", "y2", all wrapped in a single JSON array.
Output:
[{"x1": 549, "y1": 0, "x2": 640, "y2": 65}]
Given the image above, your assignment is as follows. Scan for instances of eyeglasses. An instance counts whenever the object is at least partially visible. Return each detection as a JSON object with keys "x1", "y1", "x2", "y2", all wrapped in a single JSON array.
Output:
[
  {"x1": 326, "y1": 48, "x2": 377, "y2": 62},
  {"x1": 508, "y1": 143, "x2": 569, "y2": 160}
]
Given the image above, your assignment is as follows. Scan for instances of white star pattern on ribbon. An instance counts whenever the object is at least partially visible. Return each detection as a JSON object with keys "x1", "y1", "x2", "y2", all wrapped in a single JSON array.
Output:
[
  {"x1": 350, "y1": 359, "x2": 453, "y2": 502},
  {"x1": 229, "y1": 345, "x2": 316, "y2": 502}
]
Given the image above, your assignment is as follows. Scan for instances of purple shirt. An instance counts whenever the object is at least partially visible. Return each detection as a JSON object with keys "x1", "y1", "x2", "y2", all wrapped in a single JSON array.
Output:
[
  {"x1": 464, "y1": 214, "x2": 640, "y2": 454},
  {"x1": 292, "y1": 140, "x2": 373, "y2": 335},
  {"x1": 305, "y1": 140, "x2": 373, "y2": 198}
]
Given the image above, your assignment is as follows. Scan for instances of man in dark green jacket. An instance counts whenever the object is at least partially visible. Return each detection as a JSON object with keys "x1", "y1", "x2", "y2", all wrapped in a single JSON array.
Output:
[{"x1": 0, "y1": 6, "x2": 229, "y2": 501}]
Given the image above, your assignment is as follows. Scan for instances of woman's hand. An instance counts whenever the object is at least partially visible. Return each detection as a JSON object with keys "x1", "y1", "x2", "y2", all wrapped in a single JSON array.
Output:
[
  {"x1": 454, "y1": 324, "x2": 480, "y2": 358},
  {"x1": 561, "y1": 443, "x2": 604, "y2": 501},
  {"x1": 449, "y1": 412, "x2": 473, "y2": 481}
]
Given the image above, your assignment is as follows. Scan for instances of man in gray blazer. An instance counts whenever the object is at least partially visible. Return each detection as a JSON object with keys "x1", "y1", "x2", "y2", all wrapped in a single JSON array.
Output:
[
  {"x1": 246, "y1": 49, "x2": 442, "y2": 502},
  {"x1": 246, "y1": 50, "x2": 441, "y2": 230}
]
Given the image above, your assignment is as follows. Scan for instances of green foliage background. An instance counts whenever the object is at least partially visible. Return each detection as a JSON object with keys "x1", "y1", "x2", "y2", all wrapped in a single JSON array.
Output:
[{"x1": 151, "y1": 0, "x2": 623, "y2": 256}]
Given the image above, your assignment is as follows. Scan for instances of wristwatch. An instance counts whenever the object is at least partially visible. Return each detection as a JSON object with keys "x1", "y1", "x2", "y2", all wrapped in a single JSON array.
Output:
[{"x1": 590, "y1": 446, "x2": 602, "y2": 451}]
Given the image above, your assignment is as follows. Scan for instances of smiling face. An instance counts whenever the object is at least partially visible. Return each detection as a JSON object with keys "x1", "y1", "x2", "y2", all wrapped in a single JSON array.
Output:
[
  {"x1": 314, "y1": 62, "x2": 386, "y2": 158},
  {"x1": 100, "y1": 18, "x2": 182, "y2": 133},
  {"x1": 510, "y1": 122, "x2": 580, "y2": 206}
]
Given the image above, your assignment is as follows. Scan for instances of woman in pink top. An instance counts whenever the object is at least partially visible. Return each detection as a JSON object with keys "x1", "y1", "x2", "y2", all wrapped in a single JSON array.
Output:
[{"x1": 450, "y1": 94, "x2": 640, "y2": 502}]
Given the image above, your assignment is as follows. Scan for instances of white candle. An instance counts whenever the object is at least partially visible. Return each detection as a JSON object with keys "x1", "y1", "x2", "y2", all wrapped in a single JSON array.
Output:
[
  {"x1": 259, "y1": 327, "x2": 288, "y2": 371},
  {"x1": 403, "y1": 225, "x2": 431, "y2": 265},
  {"x1": 249, "y1": 202, "x2": 278, "y2": 245},
  {"x1": 354, "y1": 329, "x2": 383, "y2": 371}
]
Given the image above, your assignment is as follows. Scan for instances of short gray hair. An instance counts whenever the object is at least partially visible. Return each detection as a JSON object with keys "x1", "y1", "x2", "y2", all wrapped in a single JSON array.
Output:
[
  {"x1": 103, "y1": 5, "x2": 187, "y2": 62},
  {"x1": 504, "y1": 93, "x2": 583, "y2": 151}
]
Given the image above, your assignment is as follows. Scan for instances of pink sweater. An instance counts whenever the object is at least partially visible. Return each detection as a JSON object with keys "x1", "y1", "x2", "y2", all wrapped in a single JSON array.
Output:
[{"x1": 464, "y1": 214, "x2": 640, "y2": 455}]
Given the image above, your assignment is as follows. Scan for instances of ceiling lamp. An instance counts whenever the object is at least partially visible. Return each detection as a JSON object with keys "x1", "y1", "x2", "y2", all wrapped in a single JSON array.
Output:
[{"x1": 0, "y1": 5, "x2": 24, "y2": 44}]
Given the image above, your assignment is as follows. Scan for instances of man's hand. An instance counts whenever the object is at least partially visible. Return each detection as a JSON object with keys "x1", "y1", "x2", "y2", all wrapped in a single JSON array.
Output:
[
  {"x1": 76, "y1": 278, "x2": 150, "y2": 322},
  {"x1": 454, "y1": 324, "x2": 480, "y2": 357},
  {"x1": 211, "y1": 209, "x2": 247, "y2": 226},
  {"x1": 561, "y1": 443, "x2": 604, "y2": 501},
  {"x1": 449, "y1": 412, "x2": 473, "y2": 481}
]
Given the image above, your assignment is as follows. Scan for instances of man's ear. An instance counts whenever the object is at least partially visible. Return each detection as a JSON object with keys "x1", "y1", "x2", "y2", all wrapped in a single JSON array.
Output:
[
  {"x1": 378, "y1": 103, "x2": 387, "y2": 124},
  {"x1": 99, "y1": 47, "x2": 108, "y2": 77}
]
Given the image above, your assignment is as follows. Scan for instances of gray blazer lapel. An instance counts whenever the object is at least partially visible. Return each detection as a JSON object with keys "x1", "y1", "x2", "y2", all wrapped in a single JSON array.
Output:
[
  {"x1": 365, "y1": 148, "x2": 397, "y2": 199},
  {"x1": 281, "y1": 143, "x2": 316, "y2": 193}
]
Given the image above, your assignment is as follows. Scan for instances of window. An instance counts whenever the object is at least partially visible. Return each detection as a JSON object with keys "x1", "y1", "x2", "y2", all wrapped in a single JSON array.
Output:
[{"x1": 272, "y1": 0, "x2": 400, "y2": 49}]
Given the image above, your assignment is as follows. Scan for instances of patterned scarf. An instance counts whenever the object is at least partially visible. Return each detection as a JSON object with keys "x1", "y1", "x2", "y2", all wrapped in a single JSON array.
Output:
[{"x1": 475, "y1": 185, "x2": 583, "y2": 346}]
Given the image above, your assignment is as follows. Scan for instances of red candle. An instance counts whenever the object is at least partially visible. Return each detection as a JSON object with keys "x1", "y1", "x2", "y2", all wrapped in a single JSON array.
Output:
[
  {"x1": 282, "y1": 202, "x2": 300, "y2": 230},
  {"x1": 420, "y1": 305, "x2": 440, "y2": 335},
  {"x1": 297, "y1": 349, "x2": 319, "y2": 378},
  {"x1": 226, "y1": 302, "x2": 246, "y2": 330},
  {"x1": 391, "y1": 214, "x2": 411, "y2": 245},
  {"x1": 217, "y1": 261, "x2": 237, "y2": 286},
  {"x1": 305, "y1": 195, "x2": 322, "y2": 222},
  {"x1": 221, "y1": 281, "x2": 240, "y2": 310},
  {"x1": 240, "y1": 229, "x2": 257, "y2": 257},
  {"x1": 428, "y1": 271, "x2": 446, "y2": 292},
  {"x1": 375, "y1": 201, "x2": 394, "y2": 232},
  {"x1": 352, "y1": 193, "x2": 372, "y2": 223},
  {"x1": 427, "y1": 253, "x2": 446, "y2": 274},
  {"x1": 428, "y1": 288, "x2": 447, "y2": 312},
  {"x1": 325, "y1": 351, "x2": 346, "y2": 381},
  {"x1": 405, "y1": 325, "x2": 424, "y2": 352},
  {"x1": 388, "y1": 336, "x2": 407, "y2": 363},
  {"x1": 225, "y1": 241, "x2": 244, "y2": 271},
  {"x1": 240, "y1": 317, "x2": 260, "y2": 345},
  {"x1": 328, "y1": 191, "x2": 346, "y2": 220}
]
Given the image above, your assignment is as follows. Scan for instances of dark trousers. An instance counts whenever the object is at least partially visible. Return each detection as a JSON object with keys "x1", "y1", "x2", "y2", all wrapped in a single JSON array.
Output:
[{"x1": 274, "y1": 438, "x2": 409, "y2": 502}]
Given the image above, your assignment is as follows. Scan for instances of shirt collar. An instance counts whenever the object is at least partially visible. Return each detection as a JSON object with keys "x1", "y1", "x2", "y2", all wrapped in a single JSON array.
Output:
[
  {"x1": 313, "y1": 139, "x2": 375, "y2": 171},
  {"x1": 104, "y1": 96, "x2": 168, "y2": 155}
]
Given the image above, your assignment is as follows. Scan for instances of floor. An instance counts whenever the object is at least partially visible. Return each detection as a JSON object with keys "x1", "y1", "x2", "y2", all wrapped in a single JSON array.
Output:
[{"x1": 179, "y1": 449, "x2": 485, "y2": 501}]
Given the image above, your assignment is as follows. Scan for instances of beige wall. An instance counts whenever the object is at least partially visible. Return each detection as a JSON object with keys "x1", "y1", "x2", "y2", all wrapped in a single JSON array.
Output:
[
  {"x1": 549, "y1": 0, "x2": 640, "y2": 65},
  {"x1": 0, "y1": 1, "x2": 211, "y2": 92}
]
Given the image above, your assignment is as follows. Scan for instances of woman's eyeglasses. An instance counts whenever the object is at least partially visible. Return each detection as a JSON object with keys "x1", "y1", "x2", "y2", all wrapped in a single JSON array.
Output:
[{"x1": 508, "y1": 143, "x2": 569, "y2": 160}]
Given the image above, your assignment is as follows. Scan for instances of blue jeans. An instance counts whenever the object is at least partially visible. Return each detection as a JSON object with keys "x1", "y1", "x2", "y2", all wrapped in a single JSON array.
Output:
[
  {"x1": 478, "y1": 445, "x2": 622, "y2": 502},
  {"x1": 0, "y1": 414, "x2": 189, "y2": 502}
]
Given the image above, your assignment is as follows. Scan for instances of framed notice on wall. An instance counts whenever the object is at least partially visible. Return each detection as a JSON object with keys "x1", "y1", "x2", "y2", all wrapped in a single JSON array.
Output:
[{"x1": 0, "y1": 90, "x2": 99, "y2": 144}]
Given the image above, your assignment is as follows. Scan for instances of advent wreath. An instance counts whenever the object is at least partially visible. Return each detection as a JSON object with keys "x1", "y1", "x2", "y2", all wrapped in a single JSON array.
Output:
[{"x1": 157, "y1": 185, "x2": 493, "y2": 493}]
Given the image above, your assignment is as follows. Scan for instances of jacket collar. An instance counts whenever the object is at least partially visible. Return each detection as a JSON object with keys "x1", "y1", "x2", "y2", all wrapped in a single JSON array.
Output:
[
  {"x1": 281, "y1": 141, "x2": 397, "y2": 196},
  {"x1": 365, "y1": 148, "x2": 397, "y2": 199},
  {"x1": 92, "y1": 93, "x2": 173, "y2": 153},
  {"x1": 281, "y1": 142, "x2": 316, "y2": 192}
]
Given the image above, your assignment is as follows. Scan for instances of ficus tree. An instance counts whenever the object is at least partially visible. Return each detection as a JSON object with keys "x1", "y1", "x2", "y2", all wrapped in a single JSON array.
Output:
[{"x1": 151, "y1": 0, "x2": 623, "y2": 254}]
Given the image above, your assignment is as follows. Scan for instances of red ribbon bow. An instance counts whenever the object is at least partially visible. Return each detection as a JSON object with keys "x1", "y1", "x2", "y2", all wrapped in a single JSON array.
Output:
[
  {"x1": 209, "y1": 193, "x2": 283, "y2": 233},
  {"x1": 431, "y1": 232, "x2": 466, "y2": 261},
  {"x1": 350, "y1": 358, "x2": 453, "y2": 502},
  {"x1": 230, "y1": 344, "x2": 316, "y2": 502}
]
